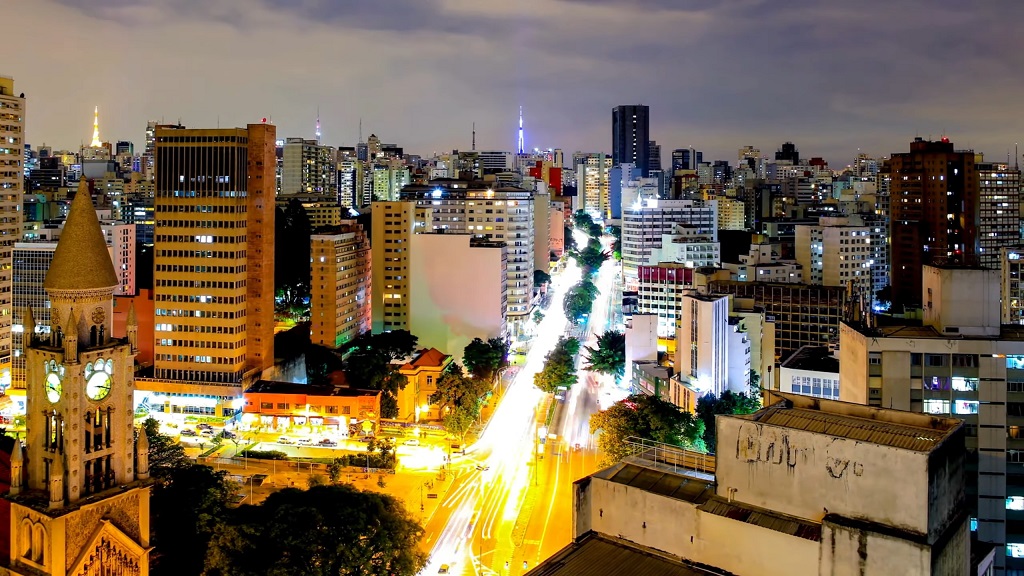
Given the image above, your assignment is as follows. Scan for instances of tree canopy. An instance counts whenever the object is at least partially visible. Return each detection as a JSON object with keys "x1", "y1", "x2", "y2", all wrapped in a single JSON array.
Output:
[
  {"x1": 534, "y1": 337, "x2": 580, "y2": 394},
  {"x1": 343, "y1": 331, "x2": 419, "y2": 418},
  {"x1": 429, "y1": 363, "x2": 490, "y2": 415},
  {"x1": 573, "y1": 210, "x2": 594, "y2": 231},
  {"x1": 203, "y1": 485, "x2": 427, "y2": 576},
  {"x1": 462, "y1": 337, "x2": 509, "y2": 383},
  {"x1": 589, "y1": 394, "x2": 706, "y2": 465},
  {"x1": 564, "y1": 279, "x2": 599, "y2": 324},
  {"x1": 563, "y1": 226, "x2": 577, "y2": 252},
  {"x1": 695, "y1": 391, "x2": 761, "y2": 452},
  {"x1": 534, "y1": 269, "x2": 552, "y2": 286},
  {"x1": 572, "y1": 238, "x2": 610, "y2": 274},
  {"x1": 584, "y1": 330, "x2": 626, "y2": 379},
  {"x1": 142, "y1": 418, "x2": 237, "y2": 576}
]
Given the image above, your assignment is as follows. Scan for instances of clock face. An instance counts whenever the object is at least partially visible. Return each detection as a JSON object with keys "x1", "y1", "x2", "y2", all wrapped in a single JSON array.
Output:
[
  {"x1": 45, "y1": 372, "x2": 62, "y2": 403},
  {"x1": 85, "y1": 359, "x2": 113, "y2": 401},
  {"x1": 91, "y1": 307, "x2": 105, "y2": 325}
]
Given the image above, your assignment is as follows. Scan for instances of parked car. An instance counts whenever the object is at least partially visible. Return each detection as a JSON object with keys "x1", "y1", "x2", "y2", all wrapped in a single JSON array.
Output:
[
  {"x1": 197, "y1": 423, "x2": 214, "y2": 431},
  {"x1": 200, "y1": 429, "x2": 215, "y2": 437},
  {"x1": 277, "y1": 436, "x2": 295, "y2": 445},
  {"x1": 319, "y1": 439, "x2": 338, "y2": 447},
  {"x1": 180, "y1": 429, "x2": 197, "y2": 437},
  {"x1": 297, "y1": 438, "x2": 313, "y2": 445},
  {"x1": 220, "y1": 431, "x2": 236, "y2": 440},
  {"x1": 404, "y1": 439, "x2": 420, "y2": 447}
]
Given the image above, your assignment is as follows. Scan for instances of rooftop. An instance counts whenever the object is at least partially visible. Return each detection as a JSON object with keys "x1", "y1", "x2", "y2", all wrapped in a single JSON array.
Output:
[
  {"x1": 44, "y1": 179, "x2": 119, "y2": 291},
  {"x1": 746, "y1": 393, "x2": 962, "y2": 452},
  {"x1": 400, "y1": 348, "x2": 451, "y2": 371},
  {"x1": 526, "y1": 532, "x2": 730, "y2": 576},
  {"x1": 844, "y1": 319, "x2": 1024, "y2": 342},
  {"x1": 780, "y1": 345, "x2": 839, "y2": 374},
  {"x1": 244, "y1": 380, "x2": 379, "y2": 398}
]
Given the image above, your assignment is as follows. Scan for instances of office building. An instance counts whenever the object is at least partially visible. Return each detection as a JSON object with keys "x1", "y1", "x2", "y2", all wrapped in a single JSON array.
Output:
[
  {"x1": 977, "y1": 160, "x2": 1021, "y2": 269},
  {"x1": 708, "y1": 278, "x2": 845, "y2": 359},
  {"x1": 530, "y1": 394, "x2": 968, "y2": 576},
  {"x1": 612, "y1": 105, "x2": 650, "y2": 176},
  {"x1": 0, "y1": 76, "x2": 24, "y2": 388},
  {"x1": 795, "y1": 217, "x2": 881, "y2": 301},
  {"x1": 647, "y1": 223, "x2": 720, "y2": 269},
  {"x1": 477, "y1": 151, "x2": 514, "y2": 175},
  {"x1": 647, "y1": 140, "x2": 661, "y2": 173},
  {"x1": 310, "y1": 222, "x2": 371, "y2": 349},
  {"x1": 722, "y1": 241, "x2": 803, "y2": 284},
  {"x1": 621, "y1": 199, "x2": 718, "y2": 286},
  {"x1": 282, "y1": 137, "x2": 337, "y2": 197},
  {"x1": 636, "y1": 264, "x2": 692, "y2": 338},
  {"x1": 887, "y1": 138, "x2": 979, "y2": 307},
  {"x1": 671, "y1": 148, "x2": 702, "y2": 172},
  {"x1": 674, "y1": 293, "x2": 749, "y2": 396},
  {"x1": 777, "y1": 345, "x2": 839, "y2": 400},
  {"x1": 839, "y1": 264, "x2": 1017, "y2": 569},
  {"x1": 774, "y1": 141, "x2": 800, "y2": 164},
  {"x1": 11, "y1": 242, "x2": 56, "y2": 389},
  {"x1": 152, "y1": 123, "x2": 276, "y2": 385}
]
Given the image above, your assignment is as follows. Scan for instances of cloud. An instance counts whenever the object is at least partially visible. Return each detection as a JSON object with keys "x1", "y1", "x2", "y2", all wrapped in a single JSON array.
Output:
[{"x1": 12, "y1": 0, "x2": 1024, "y2": 163}]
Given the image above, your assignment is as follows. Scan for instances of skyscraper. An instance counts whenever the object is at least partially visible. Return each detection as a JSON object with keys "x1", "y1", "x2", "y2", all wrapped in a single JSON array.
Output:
[
  {"x1": 282, "y1": 137, "x2": 337, "y2": 196},
  {"x1": 153, "y1": 123, "x2": 276, "y2": 384},
  {"x1": 0, "y1": 75, "x2": 24, "y2": 387},
  {"x1": 671, "y1": 148, "x2": 701, "y2": 172},
  {"x1": 612, "y1": 105, "x2": 650, "y2": 176},
  {"x1": 976, "y1": 160, "x2": 1021, "y2": 269},
  {"x1": 887, "y1": 137, "x2": 979, "y2": 307}
]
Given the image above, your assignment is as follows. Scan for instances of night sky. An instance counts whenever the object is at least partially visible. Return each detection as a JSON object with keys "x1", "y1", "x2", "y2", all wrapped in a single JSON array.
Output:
[{"x1": 8, "y1": 0, "x2": 1022, "y2": 165}]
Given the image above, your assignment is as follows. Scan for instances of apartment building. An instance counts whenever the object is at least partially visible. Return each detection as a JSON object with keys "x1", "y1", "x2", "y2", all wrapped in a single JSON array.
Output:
[
  {"x1": 0, "y1": 76, "x2": 24, "y2": 386},
  {"x1": 622, "y1": 198, "x2": 718, "y2": 287},
  {"x1": 310, "y1": 221, "x2": 371, "y2": 349}
]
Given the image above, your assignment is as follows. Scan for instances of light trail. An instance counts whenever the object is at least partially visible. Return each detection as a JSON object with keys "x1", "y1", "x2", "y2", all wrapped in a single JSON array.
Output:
[{"x1": 419, "y1": 259, "x2": 582, "y2": 575}]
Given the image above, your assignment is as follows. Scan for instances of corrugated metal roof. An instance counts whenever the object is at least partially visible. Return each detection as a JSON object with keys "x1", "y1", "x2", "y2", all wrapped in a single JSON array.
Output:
[
  {"x1": 607, "y1": 464, "x2": 715, "y2": 505},
  {"x1": 699, "y1": 498, "x2": 822, "y2": 542},
  {"x1": 526, "y1": 533, "x2": 731, "y2": 576},
  {"x1": 751, "y1": 406, "x2": 947, "y2": 452}
]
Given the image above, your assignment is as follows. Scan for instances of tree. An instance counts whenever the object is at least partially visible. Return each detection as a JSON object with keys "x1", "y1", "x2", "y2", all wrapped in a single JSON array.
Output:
[
  {"x1": 609, "y1": 225, "x2": 622, "y2": 260},
  {"x1": 305, "y1": 344, "x2": 344, "y2": 385},
  {"x1": 585, "y1": 330, "x2": 626, "y2": 379},
  {"x1": 564, "y1": 279, "x2": 599, "y2": 323},
  {"x1": 573, "y1": 240, "x2": 610, "y2": 274},
  {"x1": 589, "y1": 394, "x2": 706, "y2": 465},
  {"x1": 144, "y1": 419, "x2": 237, "y2": 576},
  {"x1": 462, "y1": 337, "x2": 509, "y2": 383},
  {"x1": 534, "y1": 337, "x2": 580, "y2": 394},
  {"x1": 204, "y1": 485, "x2": 427, "y2": 576},
  {"x1": 533, "y1": 269, "x2": 552, "y2": 286},
  {"x1": 588, "y1": 221, "x2": 603, "y2": 238},
  {"x1": 441, "y1": 405, "x2": 476, "y2": 442},
  {"x1": 141, "y1": 417, "x2": 192, "y2": 477},
  {"x1": 573, "y1": 209, "x2": 594, "y2": 231},
  {"x1": 344, "y1": 331, "x2": 419, "y2": 418},
  {"x1": 695, "y1": 391, "x2": 761, "y2": 452},
  {"x1": 274, "y1": 200, "x2": 313, "y2": 313},
  {"x1": 429, "y1": 363, "x2": 491, "y2": 416}
]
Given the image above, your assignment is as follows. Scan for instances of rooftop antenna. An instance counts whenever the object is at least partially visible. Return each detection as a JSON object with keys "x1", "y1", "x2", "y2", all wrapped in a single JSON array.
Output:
[
  {"x1": 316, "y1": 107, "x2": 321, "y2": 144},
  {"x1": 517, "y1": 106, "x2": 524, "y2": 155},
  {"x1": 359, "y1": 118, "x2": 363, "y2": 144},
  {"x1": 472, "y1": 122, "x2": 476, "y2": 151},
  {"x1": 1016, "y1": 143, "x2": 1019, "y2": 170}
]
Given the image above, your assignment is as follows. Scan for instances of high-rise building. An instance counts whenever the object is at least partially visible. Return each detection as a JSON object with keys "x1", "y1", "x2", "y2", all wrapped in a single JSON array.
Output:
[
  {"x1": 647, "y1": 140, "x2": 661, "y2": 173},
  {"x1": 612, "y1": 105, "x2": 650, "y2": 177},
  {"x1": 11, "y1": 241, "x2": 56, "y2": 389},
  {"x1": 152, "y1": 123, "x2": 276, "y2": 384},
  {"x1": 977, "y1": 160, "x2": 1021, "y2": 269},
  {"x1": 282, "y1": 137, "x2": 337, "y2": 197},
  {"x1": 887, "y1": 138, "x2": 979, "y2": 307},
  {"x1": 370, "y1": 201, "x2": 420, "y2": 333},
  {"x1": 399, "y1": 180, "x2": 535, "y2": 330},
  {"x1": 576, "y1": 153, "x2": 611, "y2": 218},
  {"x1": 1002, "y1": 247, "x2": 1024, "y2": 325},
  {"x1": 621, "y1": 198, "x2": 718, "y2": 285},
  {"x1": 0, "y1": 76, "x2": 25, "y2": 388},
  {"x1": 795, "y1": 217, "x2": 884, "y2": 301},
  {"x1": 310, "y1": 222, "x2": 371, "y2": 349},
  {"x1": 774, "y1": 141, "x2": 800, "y2": 164},
  {"x1": 18, "y1": 181, "x2": 151, "y2": 574},
  {"x1": 671, "y1": 148, "x2": 702, "y2": 172}
]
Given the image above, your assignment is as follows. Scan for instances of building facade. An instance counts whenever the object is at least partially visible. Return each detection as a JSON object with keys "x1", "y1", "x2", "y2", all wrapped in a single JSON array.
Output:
[
  {"x1": 0, "y1": 76, "x2": 25, "y2": 388},
  {"x1": 621, "y1": 199, "x2": 718, "y2": 286},
  {"x1": 612, "y1": 105, "x2": 650, "y2": 176},
  {"x1": 310, "y1": 222, "x2": 371, "y2": 349},
  {"x1": 281, "y1": 137, "x2": 337, "y2": 197},
  {"x1": 153, "y1": 124, "x2": 276, "y2": 384},
  {"x1": 636, "y1": 264, "x2": 692, "y2": 339},
  {"x1": 977, "y1": 161, "x2": 1021, "y2": 269}
]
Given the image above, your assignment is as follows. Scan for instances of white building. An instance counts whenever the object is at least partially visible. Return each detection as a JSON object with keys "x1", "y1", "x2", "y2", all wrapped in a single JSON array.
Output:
[
  {"x1": 538, "y1": 394, "x2": 969, "y2": 576},
  {"x1": 647, "y1": 223, "x2": 720, "y2": 269},
  {"x1": 477, "y1": 150, "x2": 513, "y2": 174},
  {"x1": 674, "y1": 293, "x2": 750, "y2": 396},
  {"x1": 1002, "y1": 246, "x2": 1024, "y2": 325},
  {"x1": 623, "y1": 314, "x2": 658, "y2": 385},
  {"x1": 636, "y1": 263, "x2": 692, "y2": 339},
  {"x1": 409, "y1": 233, "x2": 507, "y2": 364},
  {"x1": 622, "y1": 199, "x2": 718, "y2": 287},
  {"x1": 778, "y1": 345, "x2": 839, "y2": 400},
  {"x1": 839, "y1": 264, "x2": 1015, "y2": 568},
  {"x1": 722, "y1": 241, "x2": 802, "y2": 283},
  {"x1": 795, "y1": 216, "x2": 885, "y2": 302}
]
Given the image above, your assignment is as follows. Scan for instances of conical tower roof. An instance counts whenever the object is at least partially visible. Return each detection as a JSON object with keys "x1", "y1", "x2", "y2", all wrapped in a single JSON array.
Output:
[{"x1": 44, "y1": 180, "x2": 118, "y2": 291}]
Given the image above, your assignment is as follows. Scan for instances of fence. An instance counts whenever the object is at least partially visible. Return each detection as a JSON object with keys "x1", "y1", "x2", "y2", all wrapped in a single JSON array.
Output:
[{"x1": 623, "y1": 436, "x2": 716, "y2": 476}]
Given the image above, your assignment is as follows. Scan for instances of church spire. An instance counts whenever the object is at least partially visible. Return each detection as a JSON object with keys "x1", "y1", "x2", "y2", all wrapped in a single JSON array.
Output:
[
  {"x1": 22, "y1": 306, "x2": 35, "y2": 350},
  {"x1": 127, "y1": 301, "x2": 138, "y2": 353},
  {"x1": 90, "y1": 106, "x2": 101, "y2": 147},
  {"x1": 10, "y1": 439, "x2": 23, "y2": 496},
  {"x1": 136, "y1": 426, "x2": 150, "y2": 480}
]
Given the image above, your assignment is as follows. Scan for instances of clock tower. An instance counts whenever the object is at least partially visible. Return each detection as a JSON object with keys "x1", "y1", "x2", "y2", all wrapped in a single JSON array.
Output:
[{"x1": 5, "y1": 179, "x2": 150, "y2": 575}]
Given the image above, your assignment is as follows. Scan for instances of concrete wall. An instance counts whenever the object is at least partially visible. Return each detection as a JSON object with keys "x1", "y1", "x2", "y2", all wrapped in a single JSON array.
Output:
[
  {"x1": 715, "y1": 416, "x2": 931, "y2": 535},
  {"x1": 820, "y1": 519, "x2": 930, "y2": 576},
  {"x1": 838, "y1": 323, "x2": 870, "y2": 405},
  {"x1": 575, "y1": 473, "x2": 818, "y2": 576},
  {"x1": 409, "y1": 234, "x2": 505, "y2": 365},
  {"x1": 625, "y1": 314, "x2": 658, "y2": 384},
  {"x1": 922, "y1": 265, "x2": 1000, "y2": 336}
]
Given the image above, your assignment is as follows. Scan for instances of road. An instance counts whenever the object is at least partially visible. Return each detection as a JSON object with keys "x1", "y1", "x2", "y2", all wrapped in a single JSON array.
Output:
[{"x1": 419, "y1": 231, "x2": 627, "y2": 576}]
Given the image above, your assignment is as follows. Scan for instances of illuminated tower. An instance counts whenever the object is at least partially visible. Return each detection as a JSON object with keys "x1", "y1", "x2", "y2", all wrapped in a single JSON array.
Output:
[
  {"x1": 90, "y1": 106, "x2": 101, "y2": 148},
  {"x1": 315, "y1": 107, "x2": 321, "y2": 144},
  {"x1": 517, "y1": 106, "x2": 524, "y2": 155}
]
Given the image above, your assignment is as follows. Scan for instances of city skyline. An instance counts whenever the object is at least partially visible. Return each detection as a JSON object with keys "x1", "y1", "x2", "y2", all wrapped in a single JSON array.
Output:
[{"x1": 8, "y1": 0, "x2": 1023, "y2": 164}]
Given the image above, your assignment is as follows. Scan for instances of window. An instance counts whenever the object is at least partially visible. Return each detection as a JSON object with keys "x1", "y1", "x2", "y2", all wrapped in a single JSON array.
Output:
[
  {"x1": 325, "y1": 406, "x2": 338, "y2": 414},
  {"x1": 953, "y1": 400, "x2": 979, "y2": 415},
  {"x1": 868, "y1": 353, "x2": 882, "y2": 365},
  {"x1": 926, "y1": 354, "x2": 946, "y2": 367},
  {"x1": 923, "y1": 399, "x2": 950, "y2": 414},
  {"x1": 260, "y1": 402, "x2": 273, "y2": 410},
  {"x1": 277, "y1": 403, "x2": 288, "y2": 410}
]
